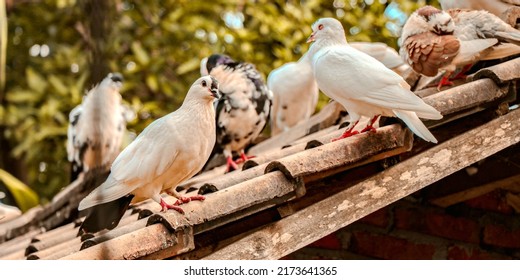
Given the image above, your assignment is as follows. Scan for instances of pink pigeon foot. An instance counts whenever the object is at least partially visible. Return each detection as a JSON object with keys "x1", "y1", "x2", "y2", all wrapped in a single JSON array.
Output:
[
  {"x1": 360, "y1": 115, "x2": 380, "y2": 133},
  {"x1": 225, "y1": 156, "x2": 239, "y2": 172},
  {"x1": 160, "y1": 198, "x2": 185, "y2": 214},
  {"x1": 235, "y1": 152, "x2": 255, "y2": 164},
  {"x1": 360, "y1": 125, "x2": 377, "y2": 133},
  {"x1": 452, "y1": 64, "x2": 473, "y2": 80},
  {"x1": 332, "y1": 120, "x2": 360, "y2": 142},
  {"x1": 173, "y1": 195, "x2": 206, "y2": 206},
  {"x1": 437, "y1": 74, "x2": 454, "y2": 91}
]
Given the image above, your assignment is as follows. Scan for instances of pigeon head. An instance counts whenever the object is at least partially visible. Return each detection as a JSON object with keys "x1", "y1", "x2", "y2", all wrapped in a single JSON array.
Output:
[
  {"x1": 400, "y1": 5, "x2": 454, "y2": 44},
  {"x1": 307, "y1": 18, "x2": 347, "y2": 44},
  {"x1": 191, "y1": 75, "x2": 220, "y2": 100},
  {"x1": 205, "y1": 54, "x2": 235, "y2": 73},
  {"x1": 418, "y1": 6, "x2": 454, "y2": 35},
  {"x1": 101, "y1": 72, "x2": 124, "y2": 91},
  {"x1": 109, "y1": 72, "x2": 124, "y2": 83}
]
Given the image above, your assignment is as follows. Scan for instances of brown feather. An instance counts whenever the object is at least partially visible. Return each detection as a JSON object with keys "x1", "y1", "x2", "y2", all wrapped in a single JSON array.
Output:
[{"x1": 403, "y1": 32, "x2": 460, "y2": 76}]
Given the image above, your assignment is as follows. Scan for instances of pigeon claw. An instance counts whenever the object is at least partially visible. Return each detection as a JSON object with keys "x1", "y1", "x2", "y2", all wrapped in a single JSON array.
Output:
[
  {"x1": 225, "y1": 156, "x2": 240, "y2": 173},
  {"x1": 332, "y1": 130, "x2": 359, "y2": 142},
  {"x1": 360, "y1": 125, "x2": 377, "y2": 133},
  {"x1": 437, "y1": 75, "x2": 454, "y2": 91},
  {"x1": 160, "y1": 199, "x2": 185, "y2": 214},
  {"x1": 360, "y1": 115, "x2": 379, "y2": 134},
  {"x1": 235, "y1": 153, "x2": 255, "y2": 164},
  {"x1": 174, "y1": 195, "x2": 206, "y2": 206}
]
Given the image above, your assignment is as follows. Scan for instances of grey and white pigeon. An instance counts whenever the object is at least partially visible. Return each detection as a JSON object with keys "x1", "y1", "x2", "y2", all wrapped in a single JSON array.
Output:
[
  {"x1": 399, "y1": 5, "x2": 520, "y2": 90},
  {"x1": 200, "y1": 54, "x2": 272, "y2": 172},
  {"x1": 77, "y1": 76, "x2": 220, "y2": 235},
  {"x1": 307, "y1": 17, "x2": 442, "y2": 143},
  {"x1": 267, "y1": 51, "x2": 318, "y2": 136},
  {"x1": 66, "y1": 73, "x2": 135, "y2": 182},
  {"x1": 439, "y1": 0, "x2": 520, "y2": 18}
]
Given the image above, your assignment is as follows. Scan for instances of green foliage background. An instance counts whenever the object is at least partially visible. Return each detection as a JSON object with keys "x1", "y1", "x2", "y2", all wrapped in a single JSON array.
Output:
[{"x1": 1, "y1": 0, "x2": 435, "y2": 204}]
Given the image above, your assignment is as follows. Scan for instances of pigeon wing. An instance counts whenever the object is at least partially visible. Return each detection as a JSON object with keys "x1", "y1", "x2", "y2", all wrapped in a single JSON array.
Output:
[{"x1": 401, "y1": 31, "x2": 460, "y2": 76}]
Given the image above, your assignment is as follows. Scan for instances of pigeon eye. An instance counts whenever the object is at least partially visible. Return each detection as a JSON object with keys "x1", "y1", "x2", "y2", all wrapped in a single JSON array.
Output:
[
  {"x1": 318, "y1": 24, "x2": 324, "y2": 30},
  {"x1": 201, "y1": 80, "x2": 207, "y2": 87}
]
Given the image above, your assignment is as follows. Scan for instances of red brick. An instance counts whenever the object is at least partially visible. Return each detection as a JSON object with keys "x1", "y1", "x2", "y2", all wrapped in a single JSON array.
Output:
[
  {"x1": 447, "y1": 245, "x2": 511, "y2": 260},
  {"x1": 483, "y1": 224, "x2": 520, "y2": 249},
  {"x1": 308, "y1": 233, "x2": 342, "y2": 250},
  {"x1": 465, "y1": 190, "x2": 514, "y2": 215},
  {"x1": 425, "y1": 213, "x2": 480, "y2": 243},
  {"x1": 358, "y1": 208, "x2": 390, "y2": 228},
  {"x1": 351, "y1": 231, "x2": 437, "y2": 260},
  {"x1": 395, "y1": 207, "x2": 479, "y2": 243}
]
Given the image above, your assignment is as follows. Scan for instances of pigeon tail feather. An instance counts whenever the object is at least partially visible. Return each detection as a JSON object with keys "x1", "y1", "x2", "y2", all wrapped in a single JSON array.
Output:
[
  {"x1": 495, "y1": 31, "x2": 520, "y2": 45},
  {"x1": 78, "y1": 175, "x2": 121, "y2": 211},
  {"x1": 393, "y1": 110, "x2": 438, "y2": 143},
  {"x1": 77, "y1": 194, "x2": 134, "y2": 236}
]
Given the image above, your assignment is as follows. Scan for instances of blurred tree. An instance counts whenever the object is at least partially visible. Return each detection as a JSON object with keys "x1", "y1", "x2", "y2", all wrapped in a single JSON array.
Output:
[{"x1": 0, "y1": 0, "x2": 435, "y2": 203}]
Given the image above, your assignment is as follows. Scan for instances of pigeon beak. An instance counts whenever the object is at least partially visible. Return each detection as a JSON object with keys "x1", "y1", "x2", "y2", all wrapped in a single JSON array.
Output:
[
  {"x1": 306, "y1": 32, "x2": 316, "y2": 43},
  {"x1": 210, "y1": 77, "x2": 220, "y2": 99}
]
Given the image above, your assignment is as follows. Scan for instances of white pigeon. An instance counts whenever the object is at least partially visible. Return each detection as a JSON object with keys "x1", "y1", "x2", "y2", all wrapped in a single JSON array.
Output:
[
  {"x1": 77, "y1": 76, "x2": 220, "y2": 234},
  {"x1": 307, "y1": 17, "x2": 442, "y2": 143},
  {"x1": 439, "y1": 0, "x2": 520, "y2": 18},
  {"x1": 66, "y1": 73, "x2": 135, "y2": 182},
  {"x1": 267, "y1": 51, "x2": 319, "y2": 136},
  {"x1": 200, "y1": 54, "x2": 272, "y2": 172},
  {"x1": 400, "y1": 5, "x2": 520, "y2": 90}
]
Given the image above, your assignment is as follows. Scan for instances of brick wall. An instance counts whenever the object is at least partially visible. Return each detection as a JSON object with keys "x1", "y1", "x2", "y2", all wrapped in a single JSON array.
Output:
[{"x1": 285, "y1": 190, "x2": 520, "y2": 260}]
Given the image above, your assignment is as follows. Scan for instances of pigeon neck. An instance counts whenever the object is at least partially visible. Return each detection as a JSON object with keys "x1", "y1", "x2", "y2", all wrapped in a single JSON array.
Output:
[
  {"x1": 180, "y1": 97, "x2": 214, "y2": 115},
  {"x1": 307, "y1": 35, "x2": 347, "y2": 57}
]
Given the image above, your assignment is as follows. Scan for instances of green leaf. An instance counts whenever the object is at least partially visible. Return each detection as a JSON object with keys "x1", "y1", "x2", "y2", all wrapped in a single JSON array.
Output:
[
  {"x1": 131, "y1": 42, "x2": 150, "y2": 66},
  {"x1": 26, "y1": 67, "x2": 48, "y2": 94},
  {"x1": 48, "y1": 75, "x2": 68, "y2": 96},
  {"x1": 0, "y1": 169, "x2": 39, "y2": 212},
  {"x1": 145, "y1": 74, "x2": 159, "y2": 92},
  {"x1": 5, "y1": 90, "x2": 41, "y2": 103},
  {"x1": 176, "y1": 58, "x2": 200, "y2": 75}
]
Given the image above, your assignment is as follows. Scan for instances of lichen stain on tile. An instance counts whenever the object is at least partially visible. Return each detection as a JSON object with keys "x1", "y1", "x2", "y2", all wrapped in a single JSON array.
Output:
[
  {"x1": 500, "y1": 122, "x2": 511, "y2": 130},
  {"x1": 356, "y1": 200, "x2": 369, "y2": 208},
  {"x1": 271, "y1": 233, "x2": 280, "y2": 245},
  {"x1": 382, "y1": 176, "x2": 392, "y2": 183},
  {"x1": 338, "y1": 199, "x2": 354, "y2": 211},
  {"x1": 326, "y1": 211, "x2": 337, "y2": 218},
  {"x1": 280, "y1": 233, "x2": 292, "y2": 243},
  {"x1": 363, "y1": 180, "x2": 376, "y2": 189},
  {"x1": 418, "y1": 157, "x2": 429, "y2": 165},
  {"x1": 460, "y1": 144, "x2": 472, "y2": 153},
  {"x1": 430, "y1": 149, "x2": 452, "y2": 166},
  {"x1": 328, "y1": 223, "x2": 336, "y2": 230},
  {"x1": 494, "y1": 129, "x2": 505, "y2": 137},
  {"x1": 360, "y1": 186, "x2": 387, "y2": 199},
  {"x1": 400, "y1": 171, "x2": 411, "y2": 181},
  {"x1": 416, "y1": 165, "x2": 433, "y2": 177}
]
